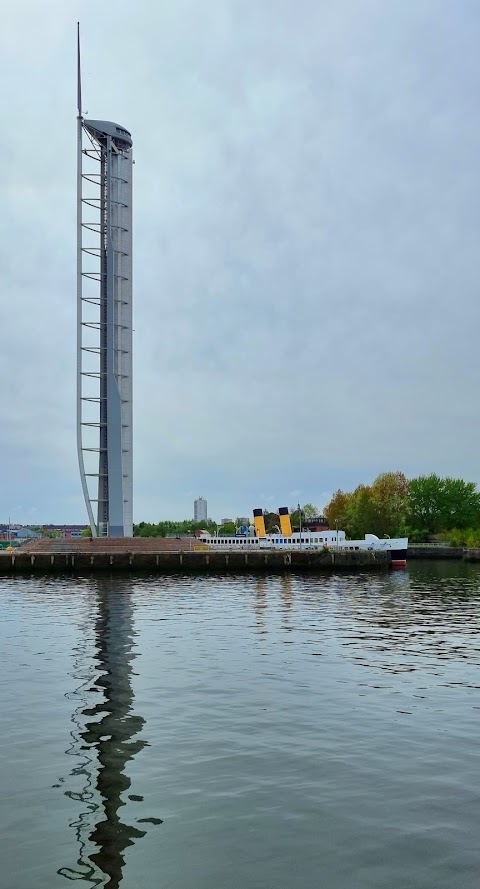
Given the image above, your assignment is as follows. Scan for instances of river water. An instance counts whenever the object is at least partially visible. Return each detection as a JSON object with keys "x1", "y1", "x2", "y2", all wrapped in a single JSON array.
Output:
[{"x1": 0, "y1": 562, "x2": 479, "y2": 889}]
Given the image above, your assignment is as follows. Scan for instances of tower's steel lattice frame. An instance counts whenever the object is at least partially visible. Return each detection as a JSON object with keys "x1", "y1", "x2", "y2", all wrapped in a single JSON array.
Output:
[{"x1": 76, "y1": 35, "x2": 133, "y2": 537}]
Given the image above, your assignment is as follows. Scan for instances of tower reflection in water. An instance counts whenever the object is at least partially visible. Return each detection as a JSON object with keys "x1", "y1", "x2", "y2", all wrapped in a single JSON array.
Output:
[{"x1": 58, "y1": 579, "x2": 152, "y2": 888}]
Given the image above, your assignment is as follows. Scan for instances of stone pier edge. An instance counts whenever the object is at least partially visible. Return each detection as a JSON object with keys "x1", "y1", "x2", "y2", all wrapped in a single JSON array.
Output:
[{"x1": 0, "y1": 549, "x2": 390, "y2": 576}]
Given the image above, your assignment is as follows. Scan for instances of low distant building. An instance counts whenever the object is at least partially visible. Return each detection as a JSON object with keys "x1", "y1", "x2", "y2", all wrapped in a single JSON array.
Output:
[
  {"x1": 221, "y1": 518, "x2": 233, "y2": 526},
  {"x1": 61, "y1": 526, "x2": 88, "y2": 539},
  {"x1": 194, "y1": 497, "x2": 208, "y2": 522},
  {"x1": 237, "y1": 517, "x2": 249, "y2": 526},
  {"x1": 301, "y1": 516, "x2": 329, "y2": 532},
  {"x1": 0, "y1": 525, "x2": 22, "y2": 540},
  {"x1": 41, "y1": 524, "x2": 89, "y2": 539},
  {"x1": 15, "y1": 527, "x2": 40, "y2": 539}
]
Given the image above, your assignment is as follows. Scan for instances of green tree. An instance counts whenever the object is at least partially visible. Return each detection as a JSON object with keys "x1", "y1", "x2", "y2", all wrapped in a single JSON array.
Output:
[
  {"x1": 133, "y1": 519, "x2": 217, "y2": 537},
  {"x1": 301, "y1": 503, "x2": 319, "y2": 519},
  {"x1": 324, "y1": 490, "x2": 352, "y2": 533},
  {"x1": 325, "y1": 474, "x2": 408, "y2": 538},
  {"x1": 218, "y1": 522, "x2": 236, "y2": 536},
  {"x1": 442, "y1": 477, "x2": 480, "y2": 529},
  {"x1": 407, "y1": 475, "x2": 480, "y2": 532},
  {"x1": 407, "y1": 475, "x2": 443, "y2": 532},
  {"x1": 345, "y1": 486, "x2": 379, "y2": 537},
  {"x1": 81, "y1": 527, "x2": 92, "y2": 537},
  {"x1": 370, "y1": 471, "x2": 409, "y2": 536},
  {"x1": 263, "y1": 512, "x2": 280, "y2": 533},
  {"x1": 288, "y1": 503, "x2": 320, "y2": 529}
]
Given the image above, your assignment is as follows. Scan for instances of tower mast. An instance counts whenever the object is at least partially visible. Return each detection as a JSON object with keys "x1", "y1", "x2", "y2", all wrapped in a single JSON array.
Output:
[{"x1": 76, "y1": 26, "x2": 134, "y2": 537}]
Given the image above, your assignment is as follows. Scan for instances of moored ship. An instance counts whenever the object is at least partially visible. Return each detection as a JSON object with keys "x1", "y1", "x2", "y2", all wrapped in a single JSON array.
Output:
[{"x1": 199, "y1": 508, "x2": 408, "y2": 568}]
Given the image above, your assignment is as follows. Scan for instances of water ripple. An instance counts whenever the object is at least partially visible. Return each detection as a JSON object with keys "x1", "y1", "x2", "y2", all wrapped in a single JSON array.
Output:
[{"x1": 0, "y1": 563, "x2": 479, "y2": 888}]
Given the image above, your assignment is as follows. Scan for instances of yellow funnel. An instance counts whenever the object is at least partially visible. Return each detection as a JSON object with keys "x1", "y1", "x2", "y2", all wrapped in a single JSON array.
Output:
[
  {"x1": 278, "y1": 507, "x2": 292, "y2": 537},
  {"x1": 253, "y1": 508, "x2": 266, "y2": 538}
]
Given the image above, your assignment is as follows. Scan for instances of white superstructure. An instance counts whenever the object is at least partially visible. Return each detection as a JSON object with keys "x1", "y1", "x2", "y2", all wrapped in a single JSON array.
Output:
[{"x1": 199, "y1": 530, "x2": 408, "y2": 566}]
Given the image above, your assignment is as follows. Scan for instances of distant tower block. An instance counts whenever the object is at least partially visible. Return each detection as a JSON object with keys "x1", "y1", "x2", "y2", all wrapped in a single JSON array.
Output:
[
  {"x1": 76, "y1": 26, "x2": 133, "y2": 537},
  {"x1": 194, "y1": 498, "x2": 208, "y2": 522}
]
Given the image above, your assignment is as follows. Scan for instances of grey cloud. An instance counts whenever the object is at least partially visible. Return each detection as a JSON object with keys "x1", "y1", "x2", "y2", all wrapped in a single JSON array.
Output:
[{"x1": 1, "y1": 0, "x2": 479, "y2": 522}]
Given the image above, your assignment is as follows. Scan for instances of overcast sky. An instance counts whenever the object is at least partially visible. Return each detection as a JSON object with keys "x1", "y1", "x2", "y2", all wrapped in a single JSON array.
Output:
[{"x1": 1, "y1": 0, "x2": 480, "y2": 524}]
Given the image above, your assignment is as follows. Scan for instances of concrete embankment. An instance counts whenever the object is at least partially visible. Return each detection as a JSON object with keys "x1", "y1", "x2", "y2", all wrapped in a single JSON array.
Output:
[
  {"x1": 407, "y1": 545, "x2": 464, "y2": 560},
  {"x1": 408, "y1": 545, "x2": 480, "y2": 561},
  {"x1": 2, "y1": 539, "x2": 477, "y2": 575},
  {"x1": 0, "y1": 548, "x2": 389, "y2": 575}
]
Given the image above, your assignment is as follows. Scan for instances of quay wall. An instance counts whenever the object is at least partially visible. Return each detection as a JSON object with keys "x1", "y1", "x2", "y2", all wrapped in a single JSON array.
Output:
[
  {"x1": 407, "y1": 546, "x2": 464, "y2": 560},
  {"x1": 0, "y1": 548, "x2": 389, "y2": 576},
  {"x1": 3, "y1": 539, "x2": 478, "y2": 576}
]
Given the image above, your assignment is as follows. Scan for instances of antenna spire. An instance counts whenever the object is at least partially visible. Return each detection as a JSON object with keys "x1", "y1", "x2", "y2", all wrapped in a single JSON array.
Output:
[{"x1": 77, "y1": 22, "x2": 82, "y2": 118}]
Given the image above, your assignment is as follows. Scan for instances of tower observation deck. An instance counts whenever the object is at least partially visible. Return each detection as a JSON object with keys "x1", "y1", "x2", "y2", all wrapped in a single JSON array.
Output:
[{"x1": 77, "y1": 31, "x2": 133, "y2": 537}]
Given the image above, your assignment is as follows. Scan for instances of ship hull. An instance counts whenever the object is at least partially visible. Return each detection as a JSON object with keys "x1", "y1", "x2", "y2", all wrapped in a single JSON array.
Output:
[{"x1": 390, "y1": 548, "x2": 407, "y2": 568}]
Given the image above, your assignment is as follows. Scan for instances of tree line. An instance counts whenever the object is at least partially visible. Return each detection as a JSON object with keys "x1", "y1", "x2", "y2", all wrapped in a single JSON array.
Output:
[
  {"x1": 134, "y1": 519, "x2": 218, "y2": 538},
  {"x1": 132, "y1": 474, "x2": 480, "y2": 544},
  {"x1": 133, "y1": 508, "x2": 319, "y2": 538},
  {"x1": 324, "y1": 472, "x2": 480, "y2": 544}
]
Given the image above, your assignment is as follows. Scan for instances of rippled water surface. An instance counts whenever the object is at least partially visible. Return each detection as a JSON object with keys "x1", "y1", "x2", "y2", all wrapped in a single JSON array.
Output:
[{"x1": 1, "y1": 562, "x2": 479, "y2": 888}]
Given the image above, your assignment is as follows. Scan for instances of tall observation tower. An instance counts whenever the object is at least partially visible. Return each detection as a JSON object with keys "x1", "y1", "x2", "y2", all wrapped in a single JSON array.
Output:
[{"x1": 76, "y1": 26, "x2": 133, "y2": 537}]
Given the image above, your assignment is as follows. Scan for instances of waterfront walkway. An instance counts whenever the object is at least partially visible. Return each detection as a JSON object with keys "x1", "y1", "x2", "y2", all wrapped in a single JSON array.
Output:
[{"x1": 0, "y1": 536, "x2": 388, "y2": 574}]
